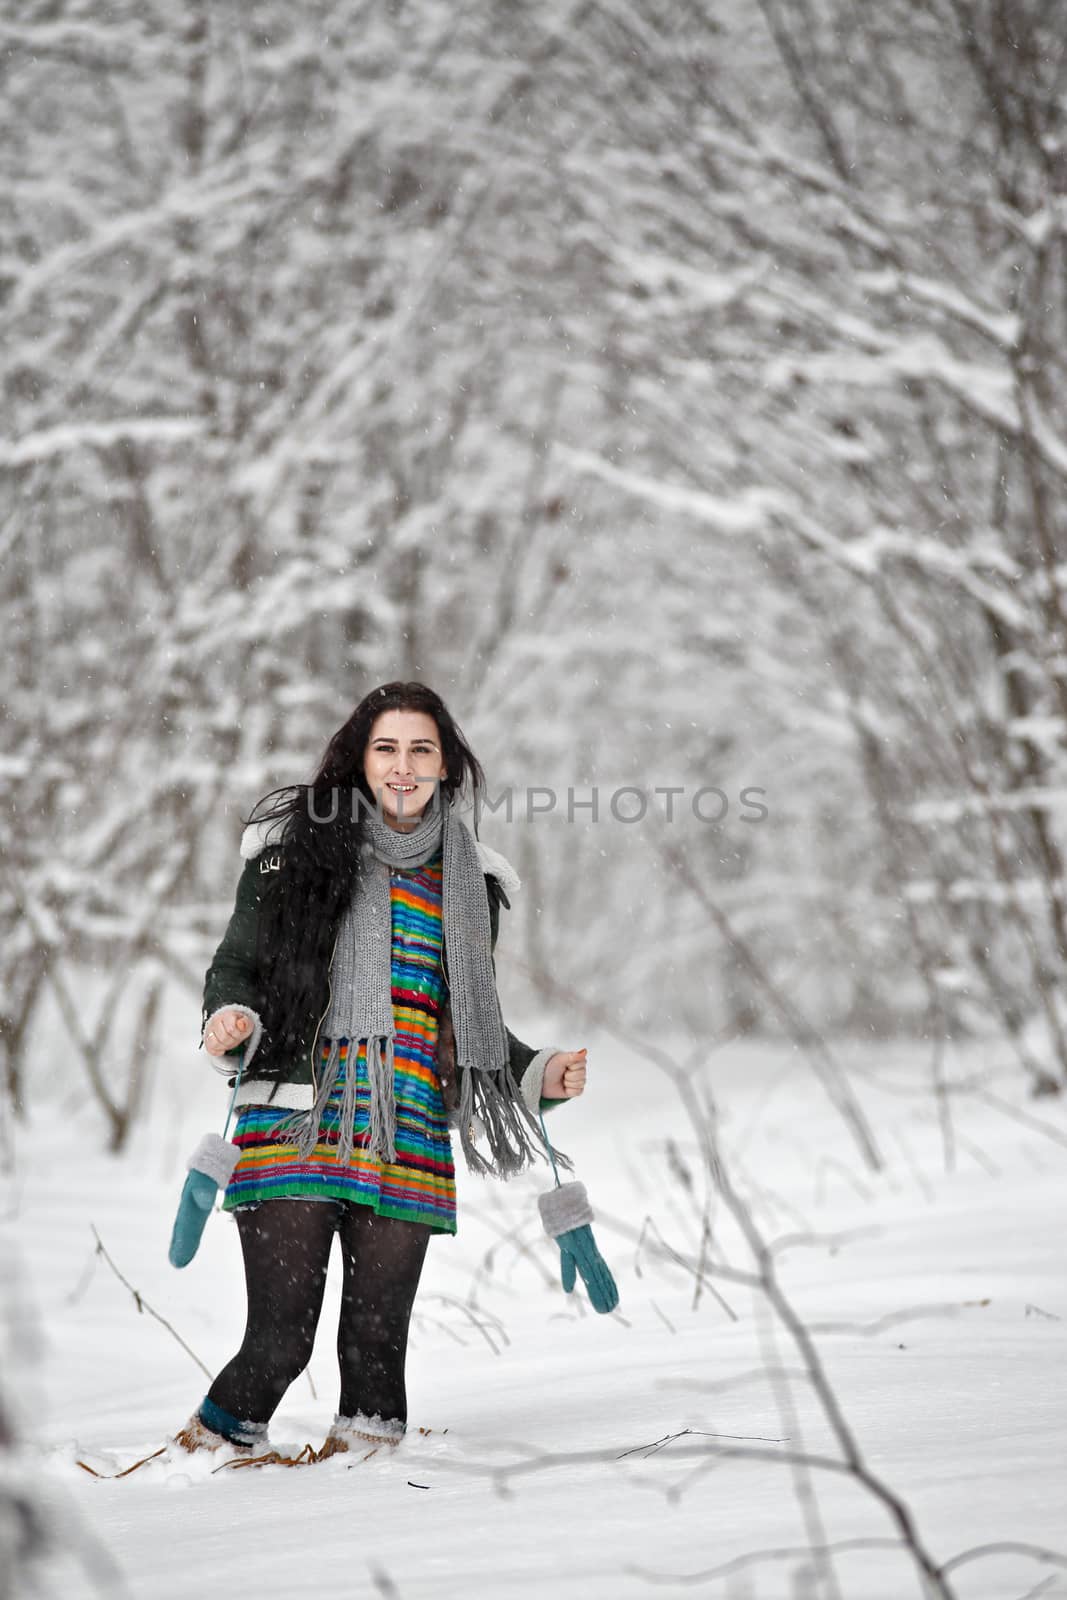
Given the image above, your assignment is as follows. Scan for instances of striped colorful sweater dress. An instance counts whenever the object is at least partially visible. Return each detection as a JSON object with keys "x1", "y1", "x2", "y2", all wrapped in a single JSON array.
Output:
[{"x1": 222, "y1": 847, "x2": 457, "y2": 1233}]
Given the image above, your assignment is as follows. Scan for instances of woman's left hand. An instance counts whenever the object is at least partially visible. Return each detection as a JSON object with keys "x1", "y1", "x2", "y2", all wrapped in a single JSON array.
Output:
[{"x1": 543, "y1": 1048, "x2": 587, "y2": 1098}]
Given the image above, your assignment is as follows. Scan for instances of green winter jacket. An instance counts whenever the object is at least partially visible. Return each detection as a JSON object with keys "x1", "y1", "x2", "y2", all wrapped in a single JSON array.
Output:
[{"x1": 200, "y1": 824, "x2": 567, "y2": 1116}]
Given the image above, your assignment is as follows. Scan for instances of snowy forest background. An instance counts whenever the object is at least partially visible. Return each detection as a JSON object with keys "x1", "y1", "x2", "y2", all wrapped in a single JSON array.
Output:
[{"x1": 2, "y1": 3, "x2": 1067, "y2": 1597}]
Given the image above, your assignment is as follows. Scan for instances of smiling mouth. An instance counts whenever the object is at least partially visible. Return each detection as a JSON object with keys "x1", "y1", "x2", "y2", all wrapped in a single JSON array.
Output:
[{"x1": 386, "y1": 783, "x2": 418, "y2": 793}]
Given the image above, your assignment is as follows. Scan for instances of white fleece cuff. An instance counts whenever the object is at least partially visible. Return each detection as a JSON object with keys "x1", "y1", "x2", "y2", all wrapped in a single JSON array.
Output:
[
  {"x1": 201, "y1": 1005, "x2": 264, "y2": 1074},
  {"x1": 538, "y1": 1180, "x2": 594, "y2": 1238},
  {"x1": 233, "y1": 1079, "x2": 314, "y2": 1111},
  {"x1": 187, "y1": 1132, "x2": 242, "y2": 1187},
  {"x1": 519, "y1": 1046, "x2": 566, "y2": 1116}
]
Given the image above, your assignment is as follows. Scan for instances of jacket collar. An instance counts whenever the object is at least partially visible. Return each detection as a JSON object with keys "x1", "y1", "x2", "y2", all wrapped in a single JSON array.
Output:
[{"x1": 238, "y1": 814, "x2": 521, "y2": 897}]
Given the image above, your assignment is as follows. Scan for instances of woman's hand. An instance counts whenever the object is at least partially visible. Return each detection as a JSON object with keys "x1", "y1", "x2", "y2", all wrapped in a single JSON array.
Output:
[
  {"x1": 542, "y1": 1048, "x2": 587, "y2": 1098},
  {"x1": 203, "y1": 1009, "x2": 253, "y2": 1056}
]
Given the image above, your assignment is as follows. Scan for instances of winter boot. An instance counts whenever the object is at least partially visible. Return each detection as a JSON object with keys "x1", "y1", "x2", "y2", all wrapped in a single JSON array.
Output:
[
  {"x1": 171, "y1": 1413, "x2": 250, "y2": 1456},
  {"x1": 315, "y1": 1411, "x2": 405, "y2": 1461},
  {"x1": 171, "y1": 1398, "x2": 267, "y2": 1457}
]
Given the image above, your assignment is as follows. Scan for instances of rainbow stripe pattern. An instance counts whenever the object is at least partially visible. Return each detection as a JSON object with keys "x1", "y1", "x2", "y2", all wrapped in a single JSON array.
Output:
[{"x1": 222, "y1": 848, "x2": 457, "y2": 1233}]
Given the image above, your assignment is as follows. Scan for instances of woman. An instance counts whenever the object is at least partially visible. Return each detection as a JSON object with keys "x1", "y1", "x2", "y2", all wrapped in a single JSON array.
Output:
[{"x1": 174, "y1": 682, "x2": 588, "y2": 1463}]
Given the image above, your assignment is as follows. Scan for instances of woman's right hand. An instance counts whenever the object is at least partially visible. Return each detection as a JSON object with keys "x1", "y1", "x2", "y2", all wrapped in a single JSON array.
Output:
[{"x1": 203, "y1": 1010, "x2": 253, "y2": 1056}]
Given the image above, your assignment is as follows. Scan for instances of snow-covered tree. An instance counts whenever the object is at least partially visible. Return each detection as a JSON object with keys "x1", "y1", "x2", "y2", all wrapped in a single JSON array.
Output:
[{"x1": 3, "y1": 0, "x2": 1067, "y2": 1144}]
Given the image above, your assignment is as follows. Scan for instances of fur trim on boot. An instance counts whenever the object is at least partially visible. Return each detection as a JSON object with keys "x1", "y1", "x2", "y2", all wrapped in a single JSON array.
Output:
[
  {"x1": 315, "y1": 1411, "x2": 405, "y2": 1460},
  {"x1": 171, "y1": 1413, "x2": 253, "y2": 1456}
]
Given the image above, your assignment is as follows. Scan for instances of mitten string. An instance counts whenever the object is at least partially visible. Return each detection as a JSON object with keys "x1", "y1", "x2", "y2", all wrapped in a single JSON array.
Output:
[
  {"x1": 222, "y1": 1043, "x2": 246, "y2": 1143},
  {"x1": 538, "y1": 1104, "x2": 562, "y2": 1188}
]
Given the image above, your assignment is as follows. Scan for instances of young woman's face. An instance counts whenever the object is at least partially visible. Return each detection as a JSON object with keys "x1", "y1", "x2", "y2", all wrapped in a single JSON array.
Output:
[{"x1": 363, "y1": 709, "x2": 448, "y2": 831}]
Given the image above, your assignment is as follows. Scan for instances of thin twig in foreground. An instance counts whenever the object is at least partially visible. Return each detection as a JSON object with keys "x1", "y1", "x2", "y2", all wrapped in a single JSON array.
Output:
[
  {"x1": 624, "y1": 1534, "x2": 920, "y2": 1588},
  {"x1": 678, "y1": 1072, "x2": 957, "y2": 1600},
  {"x1": 90, "y1": 1224, "x2": 211, "y2": 1379},
  {"x1": 939, "y1": 1542, "x2": 1067, "y2": 1579},
  {"x1": 965, "y1": 1086, "x2": 1067, "y2": 1151},
  {"x1": 655, "y1": 839, "x2": 884, "y2": 1173},
  {"x1": 805, "y1": 1299, "x2": 991, "y2": 1338},
  {"x1": 616, "y1": 1426, "x2": 786, "y2": 1460}
]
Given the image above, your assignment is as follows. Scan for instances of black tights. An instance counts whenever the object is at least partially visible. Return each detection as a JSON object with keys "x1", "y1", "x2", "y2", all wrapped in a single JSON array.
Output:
[{"x1": 207, "y1": 1199, "x2": 431, "y2": 1427}]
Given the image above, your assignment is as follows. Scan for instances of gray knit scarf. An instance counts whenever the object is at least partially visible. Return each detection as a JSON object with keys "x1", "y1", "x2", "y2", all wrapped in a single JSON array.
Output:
[{"x1": 270, "y1": 790, "x2": 551, "y2": 1179}]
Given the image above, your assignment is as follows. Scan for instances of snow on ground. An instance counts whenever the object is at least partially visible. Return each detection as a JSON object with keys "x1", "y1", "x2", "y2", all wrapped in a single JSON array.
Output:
[{"x1": 3, "y1": 1027, "x2": 1066, "y2": 1600}]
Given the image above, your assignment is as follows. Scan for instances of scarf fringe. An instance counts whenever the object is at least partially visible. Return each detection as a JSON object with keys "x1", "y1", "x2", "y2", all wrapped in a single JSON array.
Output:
[
  {"x1": 364, "y1": 1033, "x2": 397, "y2": 1162},
  {"x1": 269, "y1": 1046, "x2": 573, "y2": 1181},
  {"x1": 268, "y1": 1041, "x2": 342, "y2": 1162},
  {"x1": 268, "y1": 1034, "x2": 399, "y2": 1166},
  {"x1": 455, "y1": 1060, "x2": 575, "y2": 1180}
]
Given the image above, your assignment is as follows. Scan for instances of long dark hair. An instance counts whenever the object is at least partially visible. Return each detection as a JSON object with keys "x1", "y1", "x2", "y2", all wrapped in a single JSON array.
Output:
[{"x1": 244, "y1": 682, "x2": 486, "y2": 1062}]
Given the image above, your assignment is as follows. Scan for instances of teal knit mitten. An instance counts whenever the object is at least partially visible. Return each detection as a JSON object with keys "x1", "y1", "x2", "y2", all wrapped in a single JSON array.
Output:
[
  {"x1": 538, "y1": 1181, "x2": 619, "y2": 1314},
  {"x1": 168, "y1": 1134, "x2": 241, "y2": 1268}
]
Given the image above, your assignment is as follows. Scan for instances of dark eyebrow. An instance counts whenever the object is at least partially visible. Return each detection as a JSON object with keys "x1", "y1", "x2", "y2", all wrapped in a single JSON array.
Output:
[{"x1": 371, "y1": 738, "x2": 438, "y2": 747}]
